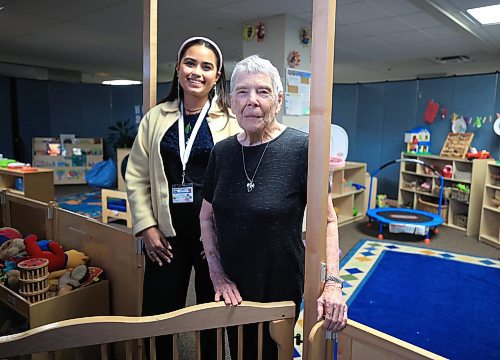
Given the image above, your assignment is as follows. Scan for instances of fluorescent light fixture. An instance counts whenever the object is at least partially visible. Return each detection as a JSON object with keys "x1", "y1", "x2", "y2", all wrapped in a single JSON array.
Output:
[
  {"x1": 102, "y1": 80, "x2": 142, "y2": 85},
  {"x1": 466, "y1": 4, "x2": 500, "y2": 25}
]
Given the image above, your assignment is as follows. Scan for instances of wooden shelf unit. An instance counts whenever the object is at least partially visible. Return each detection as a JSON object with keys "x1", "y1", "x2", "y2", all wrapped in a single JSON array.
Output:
[
  {"x1": 32, "y1": 137, "x2": 103, "y2": 185},
  {"x1": 0, "y1": 168, "x2": 54, "y2": 203},
  {"x1": 479, "y1": 161, "x2": 500, "y2": 248},
  {"x1": 398, "y1": 153, "x2": 488, "y2": 236},
  {"x1": 331, "y1": 162, "x2": 367, "y2": 226}
]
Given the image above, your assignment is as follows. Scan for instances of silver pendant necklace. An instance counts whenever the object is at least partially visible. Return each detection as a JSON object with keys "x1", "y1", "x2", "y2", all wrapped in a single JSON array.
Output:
[{"x1": 241, "y1": 142, "x2": 270, "y2": 193}]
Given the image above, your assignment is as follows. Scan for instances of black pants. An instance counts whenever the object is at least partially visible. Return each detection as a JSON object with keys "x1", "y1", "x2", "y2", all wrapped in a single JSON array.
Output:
[{"x1": 142, "y1": 235, "x2": 219, "y2": 360}]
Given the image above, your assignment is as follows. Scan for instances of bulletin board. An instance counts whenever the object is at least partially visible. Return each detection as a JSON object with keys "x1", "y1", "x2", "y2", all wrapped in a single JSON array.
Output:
[{"x1": 285, "y1": 68, "x2": 311, "y2": 116}]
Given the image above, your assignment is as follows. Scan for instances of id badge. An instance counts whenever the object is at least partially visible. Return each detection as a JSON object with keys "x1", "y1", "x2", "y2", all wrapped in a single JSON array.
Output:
[{"x1": 172, "y1": 183, "x2": 194, "y2": 204}]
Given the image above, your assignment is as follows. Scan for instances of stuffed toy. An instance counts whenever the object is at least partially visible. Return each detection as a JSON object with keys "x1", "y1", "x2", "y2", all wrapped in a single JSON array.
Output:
[
  {"x1": 0, "y1": 227, "x2": 22, "y2": 246},
  {"x1": 0, "y1": 238, "x2": 27, "y2": 262},
  {"x1": 65, "y1": 249, "x2": 90, "y2": 268},
  {"x1": 24, "y1": 236, "x2": 66, "y2": 272},
  {"x1": 5, "y1": 269, "x2": 20, "y2": 292},
  {"x1": 48, "y1": 249, "x2": 90, "y2": 280}
]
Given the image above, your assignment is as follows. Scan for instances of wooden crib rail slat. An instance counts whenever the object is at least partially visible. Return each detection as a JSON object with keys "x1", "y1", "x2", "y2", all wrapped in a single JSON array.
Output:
[
  {"x1": 257, "y1": 322, "x2": 263, "y2": 360},
  {"x1": 195, "y1": 330, "x2": 201, "y2": 360},
  {"x1": 100, "y1": 343, "x2": 109, "y2": 360},
  {"x1": 237, "y1": 325, "x2": 243, "y2": 360},
  {"x1": 0, "y1": 301, "x2": 295, "y2": 358},
  {"x1": 217, "y1": 327, "x2": 223, "y2": 360},
  {"x1": 125, "y1": 340, "x2": 133, "y2": 360},
  {"x1": 173, "y1": 333, "x2": 179, "y2": 360},
  {"x1": 269, "y1": 318, "x2": 295, "y2": 360},
  {"x1": 149, "y1": 336, "x2": 156, "y2": 360}
]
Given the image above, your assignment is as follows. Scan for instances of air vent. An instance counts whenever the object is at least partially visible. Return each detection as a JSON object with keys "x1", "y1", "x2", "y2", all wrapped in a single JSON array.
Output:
[{"x1": 434, "y1": 55, "x2": 471, "y2": 64}]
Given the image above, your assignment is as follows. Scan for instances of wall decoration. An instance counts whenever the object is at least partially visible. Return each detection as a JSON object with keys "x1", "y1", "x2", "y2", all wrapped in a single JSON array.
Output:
[
  {"x1": 440, "y1": 133, "x2": 474, "y2": 158},
  {"x1": 451, "y1": 116, "x2": 467, "y2": 133},
  {"x1": 242, "y1": 24, "x2": 255, "y2": 41},
  {"x1": 256, "y1": 22, "x2": 265, "y2": 41},
  {"x1": 300, "y1": 27, "x2": 311, "y2": 46},
  {"x1": 287, "y1": 50, "x2": 301, "y2": 68},
  {"x1": 285, "y1": 68, "x2": 311, "y2": 116},
  {"x1": 423, "y1": 99, "x2": 439, "y2": 124}
]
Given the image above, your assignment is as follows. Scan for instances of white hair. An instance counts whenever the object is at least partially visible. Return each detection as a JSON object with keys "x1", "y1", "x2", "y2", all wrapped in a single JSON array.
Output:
[{"x1": 230, "y1": 55, "x2": 283, "y2": 97}]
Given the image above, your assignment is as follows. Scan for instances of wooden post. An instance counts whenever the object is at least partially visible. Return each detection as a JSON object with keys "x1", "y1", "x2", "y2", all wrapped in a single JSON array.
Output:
[
  {"x1": 303, "y1": 0, "x2": 337, "y2": 358},
  {"x1": 143, "y1": 0, "x2": 158, "y2": 114}
]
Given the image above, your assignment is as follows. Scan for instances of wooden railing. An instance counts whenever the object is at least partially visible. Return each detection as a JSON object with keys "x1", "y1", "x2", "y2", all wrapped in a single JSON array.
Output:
[
  {"x1": 308, "y1": 319, "x2": 447, "y2": 360},
  {"x1": 0, "y1": 301, "x2": 295, "y2": 360}
]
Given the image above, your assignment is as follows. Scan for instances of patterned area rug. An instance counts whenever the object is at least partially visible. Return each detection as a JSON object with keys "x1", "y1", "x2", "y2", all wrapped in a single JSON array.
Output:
[
  {"x1": 294, "y1": 240, "x2": 500, "y2": 358},
  {"x1": 56, "y1": 191, "x2": 102, "y2": 218}
]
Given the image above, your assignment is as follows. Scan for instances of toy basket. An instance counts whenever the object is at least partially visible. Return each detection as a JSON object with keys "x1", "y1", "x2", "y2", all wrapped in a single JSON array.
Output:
[
  {"x1": 416, "y1": 197, "x2": 448, "y2": 221},
  {"x1": 18, "y1": 258, "x2": 50, "y2": 303},
  {"x1": 491, "y1": 172, "x2": 500, "y2": 186},
  {"x1": 454, "y1": 169, "x2": 472, "y2": 182},
  {"x1": 450, "y1": 188, "x2": 470, "y2": 202},
  {"x1": 454, "y1": 214, "x2": 468, "y2": 228}
]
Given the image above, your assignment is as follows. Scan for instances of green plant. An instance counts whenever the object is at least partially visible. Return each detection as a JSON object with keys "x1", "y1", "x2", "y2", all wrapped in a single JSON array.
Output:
[{"x1": 108, "y1": 119, "x2": 136, "y2": 149}]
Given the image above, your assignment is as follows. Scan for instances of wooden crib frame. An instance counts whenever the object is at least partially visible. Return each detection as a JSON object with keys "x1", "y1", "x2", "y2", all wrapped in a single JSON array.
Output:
[{"x1": 0, "y1": 301, "x2": 295, "y2": 359}]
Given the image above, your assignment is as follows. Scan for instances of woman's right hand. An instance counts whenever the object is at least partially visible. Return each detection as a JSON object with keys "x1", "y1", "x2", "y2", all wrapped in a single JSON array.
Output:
[
  {"x1": 211, "y1": 270, "x2": 242, "y2": 306},
  {"x1": 142, "y1": 227, "x2": 173, "y2": 266}
]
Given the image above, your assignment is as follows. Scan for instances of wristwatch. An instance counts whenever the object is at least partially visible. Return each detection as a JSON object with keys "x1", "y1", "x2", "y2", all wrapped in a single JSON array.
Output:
[{"x1": 325, "y1": 275, "x2": 343, "y2": 288}]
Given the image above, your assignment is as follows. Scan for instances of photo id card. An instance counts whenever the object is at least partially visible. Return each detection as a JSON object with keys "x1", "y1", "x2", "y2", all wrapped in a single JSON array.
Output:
[{"x1": 172, "y1": 183, "x2": 194, "y2": 204}]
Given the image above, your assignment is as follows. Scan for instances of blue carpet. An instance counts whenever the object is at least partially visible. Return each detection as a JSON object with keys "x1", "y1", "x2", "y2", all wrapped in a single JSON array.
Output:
[
  {"x1": 348, "y1": 245, "x2": 500, "y2": 359},
  {"x1": 56, "y1": 191, "x2": 102, "y2": 218}
]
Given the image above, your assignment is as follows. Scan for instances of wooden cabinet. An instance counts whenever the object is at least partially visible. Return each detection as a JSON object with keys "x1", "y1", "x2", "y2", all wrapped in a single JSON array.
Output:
[
  {"x1": 479, "y1": 161, "x2": 500, "y2": 248},
  {"x1": 331, "y1": 162, "x2": 368, "y2": 226},
  {"x1": 398, "y1": 153, "x2": 487, "y2": 236},
  {"x1": 32, "y1": 137, "x2": 103, "y2": 185},
  {"x1": 0, "y1": 168, "x2": 54, "y2": 203}
]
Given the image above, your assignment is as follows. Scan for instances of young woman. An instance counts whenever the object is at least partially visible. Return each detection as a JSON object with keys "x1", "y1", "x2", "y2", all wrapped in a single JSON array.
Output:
[{"x1": 126, "y1": 36, "x2": 240, "y2": 359}]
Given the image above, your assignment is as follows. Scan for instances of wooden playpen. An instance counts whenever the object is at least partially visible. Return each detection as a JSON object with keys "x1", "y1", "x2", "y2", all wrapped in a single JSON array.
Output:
[
  {"x1": 0, "y1": 305, "x2": 445, "y2": 360},
  {"x1": 0, "y1": 301, "x2": 295, "y2": 359}
]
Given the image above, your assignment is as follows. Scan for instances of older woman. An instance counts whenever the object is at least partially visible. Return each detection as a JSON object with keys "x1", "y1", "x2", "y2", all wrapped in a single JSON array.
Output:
[{"x1": 200, "y1": 55, "x2": 347, "y2": 359}]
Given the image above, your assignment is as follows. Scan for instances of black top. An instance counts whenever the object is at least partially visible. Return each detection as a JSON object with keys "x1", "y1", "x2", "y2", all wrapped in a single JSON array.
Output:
[
  {"x1": 203, "y1": 127, "x2": 308, "y2": 304},
  {"x1": 161, "y1": 112, "x2": 214, "y2": 237}
]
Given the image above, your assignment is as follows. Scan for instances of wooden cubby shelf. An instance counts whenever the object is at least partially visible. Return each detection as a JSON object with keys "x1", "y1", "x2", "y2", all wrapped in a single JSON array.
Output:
[
  {"x1": 398, "y1": 153, "x2": 488, "y2": 236},
  {"x1": 479, "y1": 161, "x2": 500, "y2": 248}
]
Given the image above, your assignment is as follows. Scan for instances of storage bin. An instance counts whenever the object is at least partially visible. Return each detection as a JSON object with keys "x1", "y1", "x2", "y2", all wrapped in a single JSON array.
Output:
[
  {"x1": 417, "y1": 197, "x2": 448, "y2": 221},
  {"x1": 450, "y1": 188, "x2": 470, "y2": 202},
  {"x1": 454, "y1": 214, "x2": 468, "y2": 228},
  {"x1": 491, "y1": 172, "x2": 500, "y2": 186},
  {"x1": 454, "y1": 169, "x2": 472, "y2": 182}
]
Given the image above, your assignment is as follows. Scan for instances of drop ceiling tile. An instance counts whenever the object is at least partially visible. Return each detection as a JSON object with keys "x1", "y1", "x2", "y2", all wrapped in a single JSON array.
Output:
[
  {"x1": 74, "y1": 0, "x2": 142, "y2": 32},
  {"x1": 398, "y1": 12, "x2": 444, "y2": 29},
  {"x1": 348, "y1": 16, "x2": 415, "y2": 35},
  {"x1": 336, "y1": 1, "x2": 392, "y2": 25},
  {"x1": 0, "y1": 9, "x2": 60, "y2": 42},
  {"x1": 370, "y1": 0, "x2": 421, "y2": 16},
  {"x1": 6, "y1": 0, "x2": 124, "y2": 21},
  {"x1": 423, "y1": 25, "x2": 462, "y2": 39},
  {"x1": 377, "y1": 30, "x2": 434, "y2": 45}
]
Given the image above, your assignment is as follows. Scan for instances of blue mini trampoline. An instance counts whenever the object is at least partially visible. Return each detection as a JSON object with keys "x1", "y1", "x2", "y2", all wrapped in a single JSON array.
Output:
[{"x1": 366, "y1": 158, "x2": 445, "y2": 243}]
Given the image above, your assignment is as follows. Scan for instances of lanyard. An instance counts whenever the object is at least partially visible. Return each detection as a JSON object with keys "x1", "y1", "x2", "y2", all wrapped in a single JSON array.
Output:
[{"x1": 178, "y1": 100, "x2": 210, "y2": 184}]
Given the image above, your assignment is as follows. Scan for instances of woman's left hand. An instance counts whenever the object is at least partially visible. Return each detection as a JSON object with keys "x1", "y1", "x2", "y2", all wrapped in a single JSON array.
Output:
[{"x1": 316, "y1": 284, "x2": 348, "y2": 332}]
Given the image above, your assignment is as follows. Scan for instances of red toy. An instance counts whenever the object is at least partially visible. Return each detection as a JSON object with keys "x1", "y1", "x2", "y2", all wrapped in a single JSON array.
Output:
[
  {"x1": 24, "y1": 236, "x2": 67, "y2": 272},
  {"x1": 466, "y1": 150, "x2": 492, "y2": 160},
  {"x1": 0, "y1": 227, "x2": 22, "y2": 246},
  {"x1": 442, "y1": 165, "x2": 453, "y2": 178}
]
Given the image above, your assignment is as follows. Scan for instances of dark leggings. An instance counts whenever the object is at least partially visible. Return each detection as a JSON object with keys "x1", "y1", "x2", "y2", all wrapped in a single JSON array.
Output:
[{"x1": 142, "y1": 235, "x2": 218, "y2": 360}]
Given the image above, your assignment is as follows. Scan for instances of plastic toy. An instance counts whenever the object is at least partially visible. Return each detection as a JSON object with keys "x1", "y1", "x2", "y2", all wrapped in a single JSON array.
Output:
[
  {"x1": 404, "y1": 127, "x2": 431, "y2": 154},
  {"x1": 442, "y1": 165, "x2": 453, "y2": 178},
  {"x1": 466, "y1": 149, "x2": 492, "y2": 160},
  {"x1": 351, "y1": 183, "x2": 366, "y2": 190}
]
